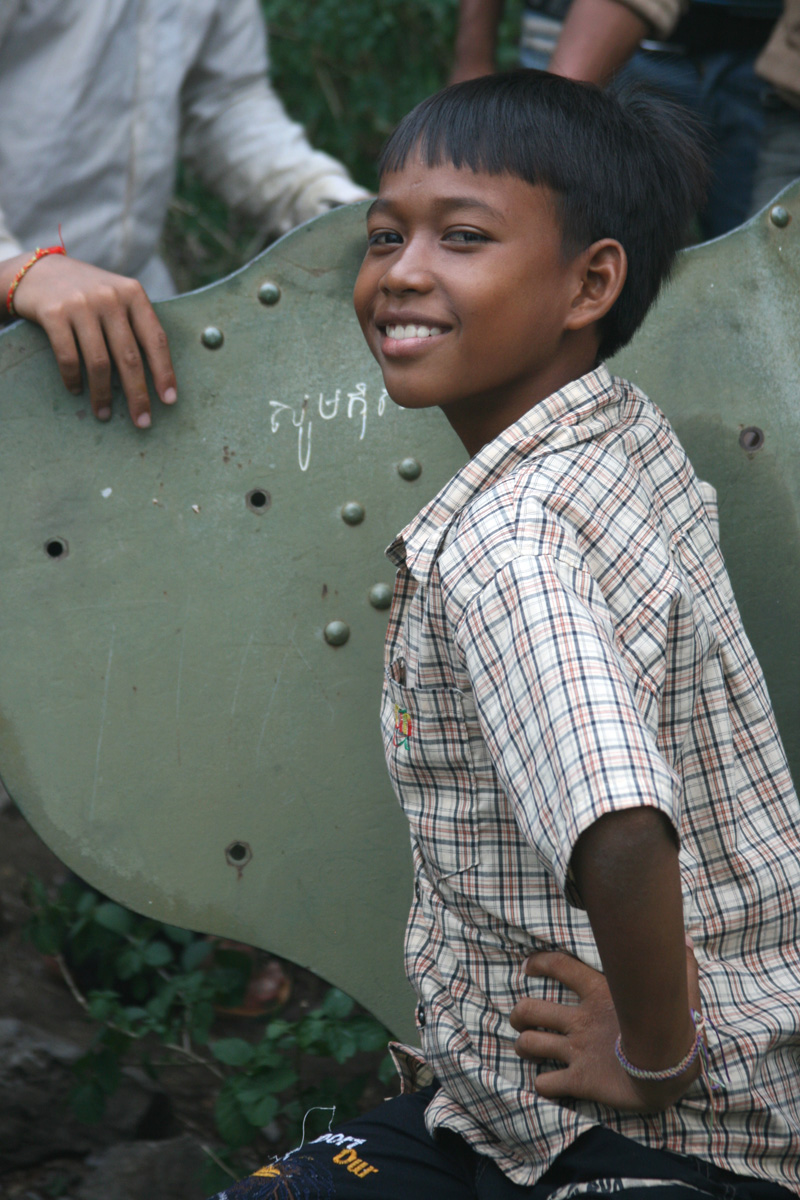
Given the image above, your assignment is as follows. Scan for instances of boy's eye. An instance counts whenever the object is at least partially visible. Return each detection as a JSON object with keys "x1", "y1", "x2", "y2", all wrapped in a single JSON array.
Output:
[
  {"x1": 367, "y1": 230, "x2": 403, "y2": 247},
  {"x1": 444, "y1": 229, "x2": 489, "y2": 244}
]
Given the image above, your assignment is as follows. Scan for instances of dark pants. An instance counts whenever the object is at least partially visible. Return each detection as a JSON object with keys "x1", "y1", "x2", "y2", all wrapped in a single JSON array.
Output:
[{"x1": 209, "y1": 1085, "x2": 795, "y2": 1200}]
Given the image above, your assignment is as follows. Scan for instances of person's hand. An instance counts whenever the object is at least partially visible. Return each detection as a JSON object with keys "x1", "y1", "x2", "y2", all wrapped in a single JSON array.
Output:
[
  {"x1": 509, "y1": 940, "x2": 703, "y2": 1112},
  {"x1": 9, "y1": 253, "x2": 177, "y2": 428}
]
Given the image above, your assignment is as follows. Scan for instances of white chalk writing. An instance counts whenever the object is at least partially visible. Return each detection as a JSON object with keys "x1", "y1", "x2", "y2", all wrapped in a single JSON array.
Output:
[{"x1": 268, "y1": 383, "x2": 390, "y2": 472}]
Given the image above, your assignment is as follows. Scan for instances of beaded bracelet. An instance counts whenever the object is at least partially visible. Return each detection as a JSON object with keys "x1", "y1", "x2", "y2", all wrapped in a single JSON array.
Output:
[
  {"x1": 615, "y1": 1009, "x2": 705, "y2": 1081},
  {"x1": 6, "y1": 244, "x2": 67, "y2": 317}
]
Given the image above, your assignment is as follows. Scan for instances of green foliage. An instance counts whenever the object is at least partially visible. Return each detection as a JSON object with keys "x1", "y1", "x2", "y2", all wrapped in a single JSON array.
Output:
[
  {"x1": 25, "y1": 876, "x2": 393, "y2": 1160},
  {"x1": 263, "y1": 0, "x2": 523, "y2": 188},
  {"x1": 163, "y1": 0, "x2": 522, "y2": 290}
]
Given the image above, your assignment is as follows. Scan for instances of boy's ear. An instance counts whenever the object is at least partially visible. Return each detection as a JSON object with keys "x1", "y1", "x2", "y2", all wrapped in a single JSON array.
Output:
[{"x1": 565, "y1": 239, "x2": 627, "y2": 331}]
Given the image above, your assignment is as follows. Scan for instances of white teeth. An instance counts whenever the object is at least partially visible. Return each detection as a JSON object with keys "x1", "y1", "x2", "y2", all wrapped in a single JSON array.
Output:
[{"x1": 385, "y1": 324, "x2": 443, "y2": 340}]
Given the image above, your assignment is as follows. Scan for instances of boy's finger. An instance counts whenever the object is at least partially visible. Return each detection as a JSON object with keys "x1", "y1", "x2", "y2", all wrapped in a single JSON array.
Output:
[
  {"x1": 39, "y1": 318, "x2": 83, "y2": 397},
  {"x1": 514, "y1": 1030, "x2": 570, "y2": 1063},
  {"x1": 101, "y1": 311, "x2": 152, "y2": 428},
  {"x1": 70, "y1": 314, "x2": 114, "y2": 419},
  {"x1": 524, "y1": 950, "x2": 601, "y2": 995},
  {"x1": 532, "y1": 1066, "x2": 576, "y2": 1100},
  {"x1": 509, "y1": 998, "x2": 574, "y2": 1035},
  {"x1": 129, "y1": 292, "x2": 178, "y2": 408}
]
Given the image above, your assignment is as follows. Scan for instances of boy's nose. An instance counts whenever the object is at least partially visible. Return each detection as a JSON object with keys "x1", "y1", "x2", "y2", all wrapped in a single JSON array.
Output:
[{"x1": 380, "y1": 244, "x2": 434, "y2": 295}]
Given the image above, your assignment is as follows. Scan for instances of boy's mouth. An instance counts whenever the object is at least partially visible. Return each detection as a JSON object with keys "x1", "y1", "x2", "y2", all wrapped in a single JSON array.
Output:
[
  {"x1": 384, "y1": 324, "x2": 445, "y2": 340},
  {"x1": 377, "y1": 320, "x2": 451, "y2": 355}
]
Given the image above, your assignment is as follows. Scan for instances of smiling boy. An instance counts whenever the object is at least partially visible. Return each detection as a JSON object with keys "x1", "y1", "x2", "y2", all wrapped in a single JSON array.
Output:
[{"x1": 211, "y1": 72, "x2": 800, "y2": 1200}]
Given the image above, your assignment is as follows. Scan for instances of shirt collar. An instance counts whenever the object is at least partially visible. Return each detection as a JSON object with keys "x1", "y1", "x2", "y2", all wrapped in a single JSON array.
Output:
[{"x1": 385, "y1": 365, "x2": 618, "y2": 584}]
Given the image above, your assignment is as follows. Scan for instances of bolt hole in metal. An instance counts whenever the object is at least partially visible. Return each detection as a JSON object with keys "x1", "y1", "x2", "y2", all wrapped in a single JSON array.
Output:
[
  {"x1": 45, "y1": 537, "x2": 68, "y2": 560},
  {"x1": 739, "y1": 426, "x2": 765, "y2": 452},
  {"x1": 246, "y1": 488, "x2": 271, "y2": 513},
  {"x1": 225, "y1": 841, "x2": 252, "y2": 868}
]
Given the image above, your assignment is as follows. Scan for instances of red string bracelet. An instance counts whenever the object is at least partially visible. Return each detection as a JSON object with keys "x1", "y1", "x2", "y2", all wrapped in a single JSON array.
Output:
[{"x1": 6, "y1": 243, "x2": 67, "y2": 318}]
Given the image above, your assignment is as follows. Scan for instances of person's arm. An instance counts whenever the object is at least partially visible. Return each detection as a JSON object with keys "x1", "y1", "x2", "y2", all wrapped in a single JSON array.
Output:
[
  {"x1": 521, "y1": 808, "x2": 700, "y2": 1111},
  {"x1": 510, "y1": 926, "x2": 703, "y2": 1111},
  {"x1": 510, "y1": 809, "x2": 701, "y2": 1112},
  {"x1": 179, "y1": 0, "x2": 367, "y2": 242},
  {"x1": 450, "y1": 0, "x2": 506, "y2": 83},
  {"x1": 548, "y1": 0, "x2": 649, "y2": 84},
  {"x1": 0, "y1": 250, "x2": 177, "y2": 429},
  {"x1": 547, "y1": 0, "x2": 687, "y2": 85}
]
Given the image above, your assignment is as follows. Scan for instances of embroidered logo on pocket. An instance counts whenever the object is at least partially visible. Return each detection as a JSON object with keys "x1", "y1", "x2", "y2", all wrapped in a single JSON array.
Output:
[{"x1": 394, "y1": 704, "x2": 412, "y2": 749}]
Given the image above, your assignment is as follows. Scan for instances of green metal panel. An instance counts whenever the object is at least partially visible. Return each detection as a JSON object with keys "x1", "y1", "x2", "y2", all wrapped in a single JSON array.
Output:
[
  {"x1": 612, "y1": 188, "x2": 800, "y2": 782},
  {"x1": 0, "y1": 188, "x2": 797, "y2": 1041}
]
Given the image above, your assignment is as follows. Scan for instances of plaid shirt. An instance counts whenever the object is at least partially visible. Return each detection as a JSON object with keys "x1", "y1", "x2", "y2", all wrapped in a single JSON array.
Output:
[{"x1": 381, "y1": 366, "x2": 800, "y2": 1191}]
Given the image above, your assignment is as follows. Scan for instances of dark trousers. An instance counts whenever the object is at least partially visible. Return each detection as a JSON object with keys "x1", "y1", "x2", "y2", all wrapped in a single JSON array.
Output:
[{"x1": 209, "y1": 1085, "x2": 796, "y2": 1200}]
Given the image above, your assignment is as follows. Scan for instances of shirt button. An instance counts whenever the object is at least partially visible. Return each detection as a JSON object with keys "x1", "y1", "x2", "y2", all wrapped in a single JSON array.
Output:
[
  {"x1": 415, "y1": 880, "x2": 421, "y2": 901},
  {"x1": 417, "y1": 1003, "x2": 426, "y2": 1027}
]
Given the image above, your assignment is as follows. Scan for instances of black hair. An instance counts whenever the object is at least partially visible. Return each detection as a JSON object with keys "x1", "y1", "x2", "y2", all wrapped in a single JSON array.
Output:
[{"x1": 378, "y1": 71, "x2": 709, "y2": 360}]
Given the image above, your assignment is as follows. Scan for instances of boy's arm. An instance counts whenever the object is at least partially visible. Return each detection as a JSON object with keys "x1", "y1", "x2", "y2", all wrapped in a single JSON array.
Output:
[
  {"x1": 0, "y1": 251, "x2": 177, "y2": 428},
  {"x1": 512, "y1": 808, "x2": 701, "y2": 1111}
]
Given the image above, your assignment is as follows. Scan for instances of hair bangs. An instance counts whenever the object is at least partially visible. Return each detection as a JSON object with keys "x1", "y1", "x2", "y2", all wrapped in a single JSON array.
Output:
[{"x1": 378, "y1": 78, "x2": 552, "y2": 185}]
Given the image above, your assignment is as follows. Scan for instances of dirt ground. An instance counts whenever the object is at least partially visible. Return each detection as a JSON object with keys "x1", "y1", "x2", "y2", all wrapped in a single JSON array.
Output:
[{"x1": 0, "y1": 793, "x2": 393, "y2": 1199}]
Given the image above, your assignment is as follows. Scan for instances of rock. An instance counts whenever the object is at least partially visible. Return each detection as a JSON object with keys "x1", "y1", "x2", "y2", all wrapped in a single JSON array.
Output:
[
  {"x1": 0, "y1": 1019, "x2": 173, "y2": 1168},
  {"x1": 75, "y1": 1136, "x2": 207, "y2": 1200}
]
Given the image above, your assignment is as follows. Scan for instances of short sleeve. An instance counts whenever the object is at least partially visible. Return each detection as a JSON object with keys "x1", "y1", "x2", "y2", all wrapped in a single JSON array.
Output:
[{"x1": 454, "y1": 553, "x2": 682, "y2": 902}]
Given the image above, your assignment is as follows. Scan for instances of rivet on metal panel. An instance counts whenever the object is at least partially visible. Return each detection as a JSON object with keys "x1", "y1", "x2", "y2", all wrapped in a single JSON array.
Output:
[
  {"x1": 369, "y1": 583, "x2": 392, "y2": 610},
  {"x1": 44, "y1": 537, "x2": 68, "y2": 560},
  {"x1": 739, "y1": 426, "x2": 765, "y2": 452},
  {"x1": 397, "y1": 457, "x2": 422, "y2": 481},
  {"x1": 324, "y1": 620, "x2": 350, "y2": 647},
  {"x1": 201, "y1": 326, "x2": 224, "y2": 349},
  {"x1": 341, "y1": 501, "x2": 365, "y2": 525},
  {"x1": 769, "y1": 205, "x2": 791, "y2": 229},
  {"x1": 258, "y1": 281, "x2": 281, "y2": 306},
  {"x1": 246, "y1": 488, "x2": 272, "y2": 513}
]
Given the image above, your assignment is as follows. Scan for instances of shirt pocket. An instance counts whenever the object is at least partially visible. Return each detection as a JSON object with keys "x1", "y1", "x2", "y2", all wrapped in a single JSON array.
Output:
[{"x1": 383, "y1": 662, "x2": 480, "y2": 886}]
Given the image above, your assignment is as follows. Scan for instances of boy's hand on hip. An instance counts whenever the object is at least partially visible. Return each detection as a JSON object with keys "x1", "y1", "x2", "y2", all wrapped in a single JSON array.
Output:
[
  {"x1": 10, "y1": 254, "x2": 177, "y2": 429},
  {"x1": 510, "y1": 943, "x2": 703, "y2": 1112}
]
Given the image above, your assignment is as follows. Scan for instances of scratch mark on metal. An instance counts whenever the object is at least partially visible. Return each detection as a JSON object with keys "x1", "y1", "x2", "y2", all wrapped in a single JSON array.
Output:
[
  {"x1": 256, "y1": 624, "x2": 297, "y2": 761},
  {"x1": 89, "y1": 625, "x2": 116, "y2": 818},
  {"x1": 176, "y1": 625, "x2": 186, "y2": 766},
  {"x1": 290, "y1": 632, "x2": 334, "y2": 717},
  {"x1": 231, "y1": 632, "x2": 255, "y2": 718}
]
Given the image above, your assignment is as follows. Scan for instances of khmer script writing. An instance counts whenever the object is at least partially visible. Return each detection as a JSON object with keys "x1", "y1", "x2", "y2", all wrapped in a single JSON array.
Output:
[{"x1": 268, "y1": 383, "x2": 390, "y2": 472}]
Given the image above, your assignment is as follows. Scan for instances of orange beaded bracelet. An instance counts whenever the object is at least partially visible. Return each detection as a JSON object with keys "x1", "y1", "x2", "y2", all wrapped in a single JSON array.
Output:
[{"x1": 6, "y1": 244, "x2": 67, "y2": 317}]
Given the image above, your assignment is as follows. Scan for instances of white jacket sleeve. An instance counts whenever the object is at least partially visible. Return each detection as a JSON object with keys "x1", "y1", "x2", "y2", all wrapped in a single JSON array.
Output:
[
  {"x1": 179, "y1": 0, "x2": 368, "y2": 239},
  {"x1": 0, "y1": 207, "x2": 23, "y2": 263},
  {"x1": 0, "y1": 0, "x2": 25, "y2": 261}
]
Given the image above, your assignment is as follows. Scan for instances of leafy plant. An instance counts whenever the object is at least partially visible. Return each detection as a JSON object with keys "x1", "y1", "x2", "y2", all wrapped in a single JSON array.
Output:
[
  {"x1": 25, "y1": 875, "x2": 394, "y2": 1170},
  {"x1": 162, "y1": 0, "x2": 523, "y2": 290}
]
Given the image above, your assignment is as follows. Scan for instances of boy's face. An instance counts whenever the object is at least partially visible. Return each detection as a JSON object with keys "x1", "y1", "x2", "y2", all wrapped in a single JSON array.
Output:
[{"x1": 353, "y1": 155, "x2": 593, "y2": 453}]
